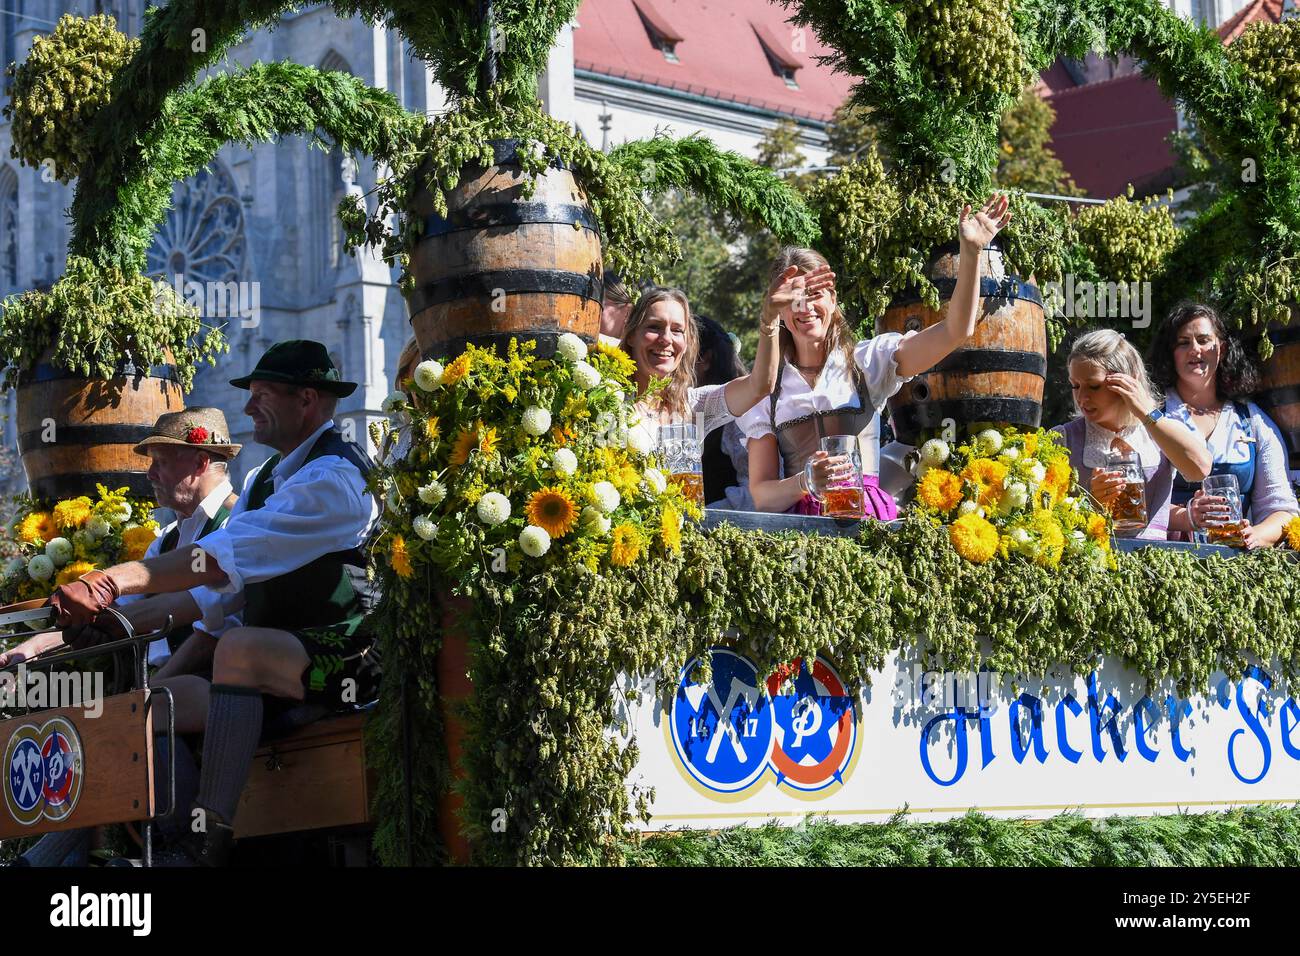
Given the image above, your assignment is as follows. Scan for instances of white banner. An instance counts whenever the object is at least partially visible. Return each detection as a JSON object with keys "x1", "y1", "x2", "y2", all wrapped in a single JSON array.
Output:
[{"x1": 622, "y1": 645, "x2": 1300, "y2": 829}]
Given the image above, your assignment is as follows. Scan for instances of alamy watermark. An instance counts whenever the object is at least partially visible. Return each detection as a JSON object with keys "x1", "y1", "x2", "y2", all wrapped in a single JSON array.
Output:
[
  {"x1": 0, "y1": 665, "x2": 104, "y2": 718},
  {"x1": 161, "y1": 273, "x2": 261, "y2": 328},
  {"x1": 1042, "y1": 275, "x2": 1152, "y2": 329}
]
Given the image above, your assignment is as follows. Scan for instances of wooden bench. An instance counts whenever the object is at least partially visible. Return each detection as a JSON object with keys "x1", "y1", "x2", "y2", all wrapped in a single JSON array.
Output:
[{"x1": 234, "y1": 712, "x2": 372, "y2": 840}]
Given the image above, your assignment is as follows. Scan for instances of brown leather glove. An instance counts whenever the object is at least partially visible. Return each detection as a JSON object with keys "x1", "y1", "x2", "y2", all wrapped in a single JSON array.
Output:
[
  {"x1": 47, "y1": 569, "x2": 121, "y2": 630},
  {"x1": 62, "y1": 609, "x2": 130, "y2": 651}
]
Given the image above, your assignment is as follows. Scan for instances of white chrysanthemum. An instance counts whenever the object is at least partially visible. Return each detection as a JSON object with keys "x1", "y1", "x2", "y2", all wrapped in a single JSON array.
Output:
[
  {"x1": 412, "y1": 515, "x2": 439, "y2": 541},
  {"x1": 958, "y1": 500, "x2": 984, "y2": 518},
  {"x1": 573, "y1": 361, "x2": 602, "y2": 390},
  {"x1": 1003, "y1": 482, "x2": 1029, "y2": 510},
  {"x1": 920, "y1": 439, "x2": 950, "y2": 466},
  {"x1": 643, "y1": 467, "x2": 667, "y2": 495},
  {"x1": 521, "y1": 406, "x2": 552, "y2": 436},
  {"x1": 44, "y1": 537, "x2": 73, "y2": 567},
  {"x1": 85, "y1": 515, "x2": 111, "y2": 539},
  {"x1": 625, "y1": 425, "x2": 652, "y2": 456},
  {"x1": 413, "y1": 359, "x2": 443, "y2": 391},
  {"x1": 581, "y1": 506, "x2": 611, "y2": 536},
  {"x1": 1009, "y1": 527, "x2": 1033, "y2": 554},
  {"x1": 417, "y1": 480, "x2": 447, "y2": 506},
  {"x1": 556, "y1": 332, "x2": 587, "y2": 363},
  {"x1": 381, "y1": 390, "x2": 407, "y2": 415},
  {"x1": 612, "y1": 389, "x2": 626, "y2": 405},
  {"x1": 476, "y1": 492, "x2": 512, "y2": 526},
  {"x1": 110, "y1": 502, "x2": 132, "y2": 523},
  {"x1": 1027, "y1": 460, "x2": 1047, "y2": 484},
  {"x1": 2, "y1": 557, "x2": 26, "y2": 581},
  {"x1": 590, "y1": 481, "x2": 620, "y2": 514},
  {"x1": 999, "y1": 446, "x2": 1021, "y2": 462},
  {"x1": 26, "y1": 554, "x2": 54, "y2": 582},
  {"x1": 385, "y1": 486, "x2": 403, "y2": 513},
  {"x1": 976, "y1": 429, "x2": 1003, "y2": 455},
  {"x1": 519, "y1": 525, "x2": 552, "y2": 558},
  {"x1": 72, "y1": 529, "x2": 96, "y2": 552},
  {"x1": 552, "y1": 448, "x2": 578, "y2": 476}
]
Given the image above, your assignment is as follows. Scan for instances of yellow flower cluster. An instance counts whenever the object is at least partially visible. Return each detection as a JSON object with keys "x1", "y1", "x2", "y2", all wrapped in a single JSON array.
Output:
[
  {"x1": 16, "y1": 511, "x2": 57, "y2": 546},
  {"x1": 120, "y1": 525, "x2": 158, "y2": 561},
  {"x1": 1287, "y1": 515, "x2": 1300, "y2": 552},
  {"x1": 53, "y1": 496, "x2": 93, "y2": 530},
  {"x1": 374, "y1": 337, "x2": 692, "y2": 582},
  {"x1": 912, "y1": 427, "x2": 1111, "y2": 570}
]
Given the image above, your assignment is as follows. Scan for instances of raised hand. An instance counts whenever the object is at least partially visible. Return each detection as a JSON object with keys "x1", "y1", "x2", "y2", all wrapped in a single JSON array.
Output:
[
  {"x1": 762, "y1": 264, "x2": 836, "y2": 330},
  {"x1": 1103, "y1": 372, "x2": 1156, "y2": 422},
  {"x1": 958, "y1": 193, "x2": 1012, "y2": 251}
]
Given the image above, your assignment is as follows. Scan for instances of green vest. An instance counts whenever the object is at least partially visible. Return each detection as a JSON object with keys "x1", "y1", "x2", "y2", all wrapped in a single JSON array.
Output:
[
  {"x1": 240, "y1": 427, "x2": 376, "y2": 637},
  {"x1": 157, "y1": 499, "x2": 234, "y2": 652}
]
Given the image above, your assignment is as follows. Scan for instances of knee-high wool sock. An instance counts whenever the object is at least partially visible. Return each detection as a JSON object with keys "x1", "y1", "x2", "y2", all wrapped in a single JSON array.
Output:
[{"x1": 194, "y1": 684, "x2": 263, "y2": 825}]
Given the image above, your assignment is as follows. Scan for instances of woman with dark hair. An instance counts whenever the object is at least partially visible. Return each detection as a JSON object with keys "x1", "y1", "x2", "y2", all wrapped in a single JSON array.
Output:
[
  {"x1": 1150, "y1": 302, "x2": 1298, "y2": 547},
  {"x1": 693, "y1": 313, "x2": 753, "y2": 508},
  {"x1": 740, "y1": 195, "x2": 1012, "y2": 519}
]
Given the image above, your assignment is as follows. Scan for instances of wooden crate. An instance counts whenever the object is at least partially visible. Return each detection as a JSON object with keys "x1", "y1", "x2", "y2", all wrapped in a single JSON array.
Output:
[
  {"x1": 235, "y1": 713, "x2": 371, "y2": 839},
  {"x1": 0, "y1": 691, "x2": 153, "y2": 840}
]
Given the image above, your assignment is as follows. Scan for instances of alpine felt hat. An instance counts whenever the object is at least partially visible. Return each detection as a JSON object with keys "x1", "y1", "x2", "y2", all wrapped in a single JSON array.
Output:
[
  {"x1": 229, "y1": 340, "x2": 358, "y2": 397},
  {"x1": 132, "y1": 406, "x2": 242, "y2": 458}
]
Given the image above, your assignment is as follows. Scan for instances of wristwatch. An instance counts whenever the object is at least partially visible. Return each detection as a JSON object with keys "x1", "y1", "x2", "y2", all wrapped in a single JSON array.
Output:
[{"x1": 1142, "y1": 407, "x2": 1165, "y2": 427}]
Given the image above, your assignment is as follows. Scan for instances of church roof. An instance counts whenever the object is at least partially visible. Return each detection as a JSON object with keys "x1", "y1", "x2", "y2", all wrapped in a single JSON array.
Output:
[
  {"x1": 574, "y1": 0, "x2": 854, "y2": 122},
  {"x1": 1218, "y1": 0, "x2": 1288, "y2": 43}
]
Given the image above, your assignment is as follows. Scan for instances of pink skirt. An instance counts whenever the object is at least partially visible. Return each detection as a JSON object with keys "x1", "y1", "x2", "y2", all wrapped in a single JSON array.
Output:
[{"x1": 788, "y1": 474, "x2": 898, "y2": 521}]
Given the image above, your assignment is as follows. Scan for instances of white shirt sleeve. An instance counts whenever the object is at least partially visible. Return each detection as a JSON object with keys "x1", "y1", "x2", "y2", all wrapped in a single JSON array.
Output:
[
  {"x1": 197, "y1": 456, "x2": 376, "y2": 594},
  {"x1": 854, "y1": 331, "x2": 917, "y2": 412},
  {"x1": 1248, "y1": 404, "x2": 1300, "y2": 522},
  {"x1": 737, "y1": 395, "x2": 775, "y2": 442},
  {"x1": 688, "y1": 384, "x2": 736, "y2": 437}
]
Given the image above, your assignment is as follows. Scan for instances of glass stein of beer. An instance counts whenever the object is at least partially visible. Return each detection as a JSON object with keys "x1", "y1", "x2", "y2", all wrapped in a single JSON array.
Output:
[
  {"x1": 1202, "y1": 473, "x2": 1247, "y2": 548},
  {"x1": 657, "y1": 423, "x2": 704, "y2": 508},
  {"x1": 804, "y1": 435, "x2": 865, "y2": 518},
  {"x1": 1102, "y1": 448, "x2": 1148, "y2": 536}
]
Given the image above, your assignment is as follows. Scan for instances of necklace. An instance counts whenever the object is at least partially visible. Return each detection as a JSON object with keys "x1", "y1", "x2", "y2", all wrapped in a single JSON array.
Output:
[{"x1": 1186, "y1": 401, "x2": 1223, "y2": 416}]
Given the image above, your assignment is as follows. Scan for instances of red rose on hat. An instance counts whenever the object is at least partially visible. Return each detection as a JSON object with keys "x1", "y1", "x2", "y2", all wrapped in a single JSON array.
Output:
[{"x1": 187, "y1": 426, "x2": 210, "y2": 444}]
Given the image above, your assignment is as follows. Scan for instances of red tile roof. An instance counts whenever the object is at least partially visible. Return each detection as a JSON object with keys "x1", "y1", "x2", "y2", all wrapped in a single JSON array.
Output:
[
  {"x1": 1045, "y1": 73, "x2": 1179, "y2": 199},
  {"x1": 574, "y1": 0, "x2": 854, "y2": 122},
  {"x1": 1218, "y1": 0, "x2": 1287, "y2": 43}
]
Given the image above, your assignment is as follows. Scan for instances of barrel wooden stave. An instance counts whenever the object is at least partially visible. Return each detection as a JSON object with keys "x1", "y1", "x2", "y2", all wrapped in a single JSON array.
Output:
[
  {"x1": 877, "y1": 246, "x2": 1047, "y2": 446},
  {"x1": 15, "y1": 351, "x2": 183, "y2": 501},
  {"x1": 406, "y1": 142, "x2": 603, "y2": 362},
  {"x1": 1258, "y1": 310, "x2": 1300, "y2": 472}
]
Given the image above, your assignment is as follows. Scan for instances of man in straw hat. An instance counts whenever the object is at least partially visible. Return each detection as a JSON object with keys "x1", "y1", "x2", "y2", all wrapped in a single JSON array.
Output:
[
  {"x1": 45, "y1": 340, "x2": 381, "y2": 866},
  {"x1": 2, "y1": 407, "x2": 242, "y2": 867}
]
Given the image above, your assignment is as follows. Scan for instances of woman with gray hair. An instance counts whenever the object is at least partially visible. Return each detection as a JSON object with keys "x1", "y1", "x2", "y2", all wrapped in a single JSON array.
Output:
[{"x1": 1053, "y1": 329, "x2": 1212, "y2": 539}]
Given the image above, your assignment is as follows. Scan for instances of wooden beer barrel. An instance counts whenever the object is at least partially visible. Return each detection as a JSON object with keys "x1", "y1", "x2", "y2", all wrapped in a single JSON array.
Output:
[
  {"x1": 877, "y1": 243, "x2": 1047, "y2": 446},
  {"x1": 15, "y1": 349, "x2": 185, "y2": 501},
  {"x1": 405, "y1": 139, "x2": 603, "y2": 361},
  {"x1": 1258, "y1": 308, "x2": 1300, "y2": 471}
]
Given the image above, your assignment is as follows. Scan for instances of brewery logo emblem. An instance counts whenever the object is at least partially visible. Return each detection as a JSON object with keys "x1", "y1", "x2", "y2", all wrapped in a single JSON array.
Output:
[
  {"x1": 766, "y1": 657, "x2": 857, "y2": 792},
  {"x1": 670, "y1": 649, "x2": 774, "y2": 793},
  {"x1": 4, "y1": 716, "x2": 84, "y2": 826}
]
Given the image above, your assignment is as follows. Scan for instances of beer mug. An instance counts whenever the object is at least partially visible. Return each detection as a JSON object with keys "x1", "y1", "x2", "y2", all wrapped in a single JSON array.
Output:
[
  {"x1": 804, "y1": 435, "x2": 864, "y2": 518},
  {"x1": 1202, "y1": 473, "x2": 1246, "y2": 548},
  {"x1": 657, "y1": 423, "x2": 704, "y2": 508},
  {"x1": 1102, "y1": 448, "x2": 1148, "y2": 536}
]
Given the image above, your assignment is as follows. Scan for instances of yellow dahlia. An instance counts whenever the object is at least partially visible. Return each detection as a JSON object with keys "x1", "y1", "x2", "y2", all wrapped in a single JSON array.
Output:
[
  {"x1": 1286, "y1": 515, "x2": 1300, "y2": 551},
  {"x1": 120, "y1": 525, "x2": 159, "y2": 561},
  {"x1": 55, "y1": 560, "x2": 97, "y2": 586},
  {"x1": 1043, "y1": 459, "x2": 1072, "y2": 504},
  {"x1": 53, "y1": 497, "x2": 93, "y2": 530},
  {"x1": 441, "y1": 353, "x2": 472, "y2": 386},
  {"x1": 660, "y1": 505, "x2": 682, "y2": 553},
  {"x1": 949, "y1": 513, "x2": 999, "y2": 564},
  {"x1": 610, "y1": 523, "x2": 644, "y2": 567},
  {"x1": 526, "y1": 487, "x2": 579, "y2": 538},
  {"x1": 961, "y1": 458, "x2": 1009, "y2": 507},
  {"x1": 1032, "y1": 512, "x2": 1066, "y2": 568},
  {"x1": 16, "y1": 511, "x2": 57, "y2": 545},
  {"x1": 917, "y1": 468, "x2": 964, "y2": 512},
  {"x1": 1086, "y1": 512, "x2": 1109, "y2": 544},
  {"x1": 391, "y1": 535, "x2": 413, "y2": 578}
]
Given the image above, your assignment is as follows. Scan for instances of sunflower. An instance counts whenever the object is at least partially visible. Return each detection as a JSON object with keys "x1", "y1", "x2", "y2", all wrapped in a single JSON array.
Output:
[
  {"x1": 961, "y1": 458, "x2": 1009, "y2": 507},
  {"x1": 55, "y1": 560, "x2": 97, "y2": 586},
  {"x1": 441, "y1": 352, "x2": 472, "y2": 386},
  {"x1": 1288, "y1": 515, "x2": 1300, "y2": 551},
  {"x1": 53, "y1": 496, "x2": 93, "y2": 530},
  {"x1": 594, "y1": 341, "x2": 638, "y2": 380},
  {"x1": 526, "y1": 487, "x2": 579, "y2": 538},
  {"x1": 16, "y1": 511, "x2": 57, "y2": 545},
  {"x1": 949, "y1": 513, "x2": 999, "y2": 564},
  {"x1": 917, "y1": 468, "x2": 964, "y2": 512},
  {"x1": 390, "y1": 535, "x2": 414, "y2": 578},
  {"x1": 120, "y1": 525, "x2": 159, "y2": 561},
  {"x1": 423, "y1": 416, "x2": 441, "y2": 443},
  {"x1": 610, "y1": 523, "x2": 644, "y2": 567},
  {"x1": 660, "y1": 505, "x2": 682, "y2": 553}
]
